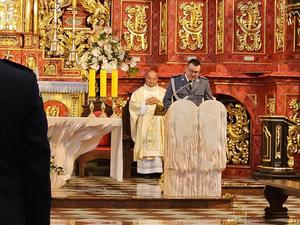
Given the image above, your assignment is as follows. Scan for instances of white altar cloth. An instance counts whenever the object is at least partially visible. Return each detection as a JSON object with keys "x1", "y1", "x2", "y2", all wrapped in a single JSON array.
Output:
[{"x1": 47, "y1": 117, "x2": 123, "y2": 189}]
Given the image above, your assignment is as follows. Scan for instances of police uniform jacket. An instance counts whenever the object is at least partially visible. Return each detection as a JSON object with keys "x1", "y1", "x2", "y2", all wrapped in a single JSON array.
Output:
[
  {"x1": 163, "y1": 74, "x2": 214, "y2": 110},
  {"x1": 0, "y1": 59, "x2": 51, "y2": 225}
]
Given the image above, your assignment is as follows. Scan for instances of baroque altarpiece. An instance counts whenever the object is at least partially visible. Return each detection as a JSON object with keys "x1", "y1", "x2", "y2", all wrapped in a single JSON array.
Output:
[{"x1": 0, "y1": 0, "x2": 299, "y2": 177}]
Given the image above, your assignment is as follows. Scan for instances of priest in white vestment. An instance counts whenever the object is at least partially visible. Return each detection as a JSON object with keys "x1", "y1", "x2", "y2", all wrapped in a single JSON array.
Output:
[{"x1": 129, "y1": 70, "x2": 166, "y2": 175}]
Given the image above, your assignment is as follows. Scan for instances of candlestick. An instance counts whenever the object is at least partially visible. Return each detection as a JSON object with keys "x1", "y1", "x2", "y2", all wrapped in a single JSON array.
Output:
[
  {"x1": 99, "y1": 97, "x2": 107, "y2": 118},
  {"x1": 88, "y1": 99, "x2": 96, "y2": 117},
  {"x1": 100, "y1": 69, "x2": 107, "y2": 97},
  {"x1": 111, "y1": 69, "x2": 118, "y2": 98},
  {"x1": 88, "y1": 69, "x2": 96, "y2": 97},
  {"x1": 53, "y1": 0, "x2": 57, "y2": 24},
  {"x1": 50, "y1": 0, "x2": 58, "y2": 53},
  {"x1": 68, "y1": 2, "x2": 77, "y2": 64},
  {"x1": 110, "y1": 97, "x2": 118, "y2": 118},
  {"x1": 67, "y1": 1, "x2": 77, "y2": 66}
]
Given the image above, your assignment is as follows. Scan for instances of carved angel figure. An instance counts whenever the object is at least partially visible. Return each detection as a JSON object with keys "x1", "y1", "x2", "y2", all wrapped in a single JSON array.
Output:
[
  {"x1": 81, "y1": 0, "x2": 111, "y2": 28},
  {"x1": 289, "y1": 99, "x2": 300, "y2": 121}
]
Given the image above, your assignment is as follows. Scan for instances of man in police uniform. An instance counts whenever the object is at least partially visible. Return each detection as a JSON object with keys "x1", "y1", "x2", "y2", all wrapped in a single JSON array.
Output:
[
  {"x1": 0, "y1": 59, "x2": 51, "y2": 225},
  {"x1": 163, "y1": 58, "x2": 214, "y2": 110}
]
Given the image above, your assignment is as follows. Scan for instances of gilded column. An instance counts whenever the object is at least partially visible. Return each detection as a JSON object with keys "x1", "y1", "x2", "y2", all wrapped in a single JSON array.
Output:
[
  {"x1": 33, "y1": 0, "x2": 39, "y2": 33},
  {"x1": 24, "y1": 0, "x2": 33, "y2": 32}
]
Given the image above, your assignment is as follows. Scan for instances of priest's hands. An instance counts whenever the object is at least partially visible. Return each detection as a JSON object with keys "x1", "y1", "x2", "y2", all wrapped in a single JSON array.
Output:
[{"x1": 145, "y1": 97, "x2": 159, "y2": 105}]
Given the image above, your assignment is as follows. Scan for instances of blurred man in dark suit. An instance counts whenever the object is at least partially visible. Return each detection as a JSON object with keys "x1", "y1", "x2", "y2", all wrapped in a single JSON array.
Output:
[
  {"x1": 0, "y1": 59, "x2": 51, "y2": 225},
  {"x1": 163, "y1": 58, "x2": 214, "y2": 110}
]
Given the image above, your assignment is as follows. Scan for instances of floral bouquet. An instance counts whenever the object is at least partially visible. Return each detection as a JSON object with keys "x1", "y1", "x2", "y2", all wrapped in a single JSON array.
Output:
[
  {"x1": 79, "y1": 25, "x2": 138, "y2": 75},
  {"x1": 50, "y1": 154, "x2": 64, "y2": 176}
]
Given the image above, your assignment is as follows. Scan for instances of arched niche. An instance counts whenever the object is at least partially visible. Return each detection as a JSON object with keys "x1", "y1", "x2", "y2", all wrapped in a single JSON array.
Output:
[{"x1": 215, "y1": 94, "x2": 252, "y2": 176}]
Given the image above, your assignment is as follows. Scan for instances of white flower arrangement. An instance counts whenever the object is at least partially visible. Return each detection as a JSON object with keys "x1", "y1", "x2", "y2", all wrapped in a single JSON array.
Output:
[
  {"x1": 50, "y1": 154, "x2": 64, "y2": 176},
  {"x1": 79, "y1": 25, "x2": 138, "y2": 75}
]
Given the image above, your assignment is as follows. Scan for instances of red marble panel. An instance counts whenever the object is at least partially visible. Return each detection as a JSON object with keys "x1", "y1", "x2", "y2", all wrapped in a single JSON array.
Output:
[
  {"x1": 294, "y1": 154, "x2": 300, "y2": 170},
  {"x1": 0, "y1": 50, "x2": 22, "y2": 63},
  {"x1": 223, "y1": 166, "x2": 252, "y2": 178}
]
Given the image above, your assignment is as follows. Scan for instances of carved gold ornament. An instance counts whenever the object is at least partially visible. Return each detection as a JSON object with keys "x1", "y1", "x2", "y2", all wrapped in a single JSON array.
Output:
[
  {"x1": 216, "y1": 0, "x2": 224, "y2": 53},
  {"x1": 266, "y1": 97, "x2": 275, "y2": 115},
  {"x1": 114, "y1": 97, "x2": 127, "y2": 117},
  {"x1": 289, "y1": 99, "x2": 300, "y2": 121},
  {"x1": 3, "y1": 50, "x2": 14, "y2": 60},
  {"x1": 287, "y1": 120, "x2": 300, "y2": 167},
  {"x1": 0, "y1": 35, "x2": 19, "y2": 46},
  {"x1": 287, "y1": 99, "x2": 300, "y2": 168},
  {"x1": 39, "y1": 0, "x2": 111, "y2": 66},
  {"x1": 178, "y1": 2, "x2": 204, "y2": 50},
  {"x1": 160, "y1": 2, "x2": 167, "y2": 55},
  {"x1": 0, "y1": 0, "x2": 22, "y2": 31},
  {"x1": 81, "y1": 0, "x2": 111, "y2": 29},
  {"x1": 123, "y1": 5, "x2": 149, "y2": 52},
  {"x1": 39, "y1": 0, "x2": 75, "y2": 57},
  {"x1": 275, "y1": 125, "x2": 282, "y2": 159},
  {"x1": 44, "y1": 62, "x2": 57, "y2": 75},
  {"x1": 42, "y1": 93, "x2": 81, "y2": 117},
  {"x1": 275, "y1": 0, "x2": 285, "y2": 51},
  {"x1": 236, "y1": 1, "x2": 262, "y2": 51},
  {"x1": 262, "y1": 125, "x2": 272, "y2": 162},
  {"x1": 46, "y1": 105, "x2": 60, "y2": 117},
  {"x1": 226, "y1": 103, "x2": 250, "y2": 165}
]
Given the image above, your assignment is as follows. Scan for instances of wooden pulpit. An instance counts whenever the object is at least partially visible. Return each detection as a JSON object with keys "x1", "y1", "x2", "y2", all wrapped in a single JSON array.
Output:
[{"x1": 257, "y1": 116, "x2": 298, "y2": 177}]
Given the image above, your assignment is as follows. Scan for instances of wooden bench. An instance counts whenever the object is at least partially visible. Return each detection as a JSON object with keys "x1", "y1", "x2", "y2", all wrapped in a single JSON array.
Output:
[{"x1": 259, "y1": 179, "x2": 300, "y2": 218}]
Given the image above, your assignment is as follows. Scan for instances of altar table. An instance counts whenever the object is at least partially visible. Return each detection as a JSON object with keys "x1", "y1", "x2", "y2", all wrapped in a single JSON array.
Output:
[{"x1": 47, "y1": 117, "x2": 123, "y2": 189}]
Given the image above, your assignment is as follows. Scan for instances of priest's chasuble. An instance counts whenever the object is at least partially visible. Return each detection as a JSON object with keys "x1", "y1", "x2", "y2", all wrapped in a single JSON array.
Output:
[{"x1": 129, "y1": 84, "x2": 166, "y2": 162}]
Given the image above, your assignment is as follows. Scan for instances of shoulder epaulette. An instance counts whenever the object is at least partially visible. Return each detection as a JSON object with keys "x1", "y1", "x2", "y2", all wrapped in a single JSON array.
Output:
[
  {"x1": 1, "y1": 59, "x2": 33, "y2": 73},
  {"x1": 172, "y1": 74, "x2": 182, "y2": 78},
  {"x1": 199, "y1": 75, "x2": 208, "y2": 80}
]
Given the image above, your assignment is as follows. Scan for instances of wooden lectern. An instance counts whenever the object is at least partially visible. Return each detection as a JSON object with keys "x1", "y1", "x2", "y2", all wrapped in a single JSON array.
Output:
[
  {"x1": 163, "y1": 100, "x2": 227, "y2": 197},
  {"x1": 257, "y1": 116, "x2": 297, "y2": 177}
]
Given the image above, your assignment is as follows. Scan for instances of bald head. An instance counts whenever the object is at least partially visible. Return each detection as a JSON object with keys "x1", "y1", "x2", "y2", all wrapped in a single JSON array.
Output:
[{"x1": 145, "y1": 70, "x2": 158, "y2": 87}]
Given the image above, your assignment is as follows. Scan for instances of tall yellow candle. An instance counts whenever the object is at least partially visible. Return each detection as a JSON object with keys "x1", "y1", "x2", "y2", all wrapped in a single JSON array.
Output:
[
  {"x1": 100, "y1": 69, "x2": 107, "y2": 97},
  {"x1": 88, "y1": 69, "x2": 96, "y2": 98},
  {"x1": 111, "y1": 69, "x2": 118, "y2": 98},
  {"x1": 72, "y1": 0, "x2": 77, "y2": 8}
]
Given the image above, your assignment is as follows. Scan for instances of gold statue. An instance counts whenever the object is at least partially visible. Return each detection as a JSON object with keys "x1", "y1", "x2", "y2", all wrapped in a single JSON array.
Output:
[{"x1": 26, "y1": 54, "x2": 36, "y2": 71}]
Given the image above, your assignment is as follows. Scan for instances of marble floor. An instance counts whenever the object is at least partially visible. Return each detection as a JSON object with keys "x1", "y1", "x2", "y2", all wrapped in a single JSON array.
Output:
[{"x1": 51, "y1": 177, "x2": 300, "y2": 225}]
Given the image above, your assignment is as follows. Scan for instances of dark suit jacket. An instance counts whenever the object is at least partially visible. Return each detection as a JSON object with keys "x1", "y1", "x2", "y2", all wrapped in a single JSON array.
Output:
[
  {"x1": 163, "y1": 74, "x2": 214, "y2": 110},
  {"x1": 0, "y1": 59, "x2": 51, "y2": 225}
]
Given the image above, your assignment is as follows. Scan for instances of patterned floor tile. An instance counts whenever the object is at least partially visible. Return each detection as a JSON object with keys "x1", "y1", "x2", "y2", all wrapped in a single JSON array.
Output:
[{"x1": 51, "y1": 177, "x2": 300, "y2": 225}]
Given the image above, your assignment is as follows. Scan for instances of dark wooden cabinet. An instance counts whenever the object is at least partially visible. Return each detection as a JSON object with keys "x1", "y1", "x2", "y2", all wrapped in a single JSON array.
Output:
[{"x1": 257, "y1": 116, "x2": 297, "y2": 177}]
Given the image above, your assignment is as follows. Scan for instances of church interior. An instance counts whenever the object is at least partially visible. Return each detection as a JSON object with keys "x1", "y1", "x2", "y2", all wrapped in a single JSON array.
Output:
[{"x1": 1, "y1": 0, "x2": 300, "y2": 224}]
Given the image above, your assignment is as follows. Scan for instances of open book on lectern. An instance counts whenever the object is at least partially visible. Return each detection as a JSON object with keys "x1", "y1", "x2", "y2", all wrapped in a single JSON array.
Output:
[{"x1": 154, "y1": 103, "x2": 167, "y2": 116}]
